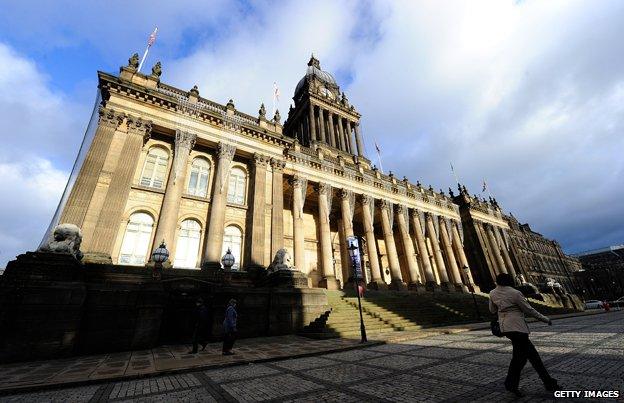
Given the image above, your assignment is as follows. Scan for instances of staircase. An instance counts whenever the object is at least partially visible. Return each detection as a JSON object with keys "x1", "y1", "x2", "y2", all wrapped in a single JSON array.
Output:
[{"x1": 301, "y1": 290, "x2": 578, "y2": 339}]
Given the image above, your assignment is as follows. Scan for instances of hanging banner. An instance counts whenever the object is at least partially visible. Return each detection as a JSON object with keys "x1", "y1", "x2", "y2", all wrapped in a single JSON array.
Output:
[{"x1": 347, "y1": 236, "x2": 363, "y2": 279}]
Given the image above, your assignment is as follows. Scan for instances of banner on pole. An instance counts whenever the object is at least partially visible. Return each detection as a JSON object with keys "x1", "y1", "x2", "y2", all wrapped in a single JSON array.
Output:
[{"x1": 347, "y1": 236, "x2": 363, "y2": 279}]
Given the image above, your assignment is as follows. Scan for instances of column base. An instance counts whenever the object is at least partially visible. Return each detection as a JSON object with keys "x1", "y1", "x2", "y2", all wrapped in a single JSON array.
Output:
[
  {"x1": 467, "y1": 283, "x2": 481, "y2": 293},
  {"x1": 425, "y1": 281, "x2": 442, "y2": 292},
  {"x1": 408, "y1": 282, "x2": 427, "y2": 293},
  {"x1": 319, "y1": 276, "x2": 341, "y2": 290},
  {"x1": 440, "y1": 282, "x2": 456, "y2": 292},
  {"x1": 455, "y1": 284, "x2": 470, "y2": 293},
  {"x1": 388, "y1": 279, "x2": 407, "y2": 291},
  {"x1": 366, "y1": 280, "x2": 388, "y2": 290}
]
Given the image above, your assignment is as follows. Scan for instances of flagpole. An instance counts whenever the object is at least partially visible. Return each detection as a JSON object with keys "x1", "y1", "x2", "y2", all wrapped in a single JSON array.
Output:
[
  {"x1": 450, "y1": 162, "x2": 460, "y2": 185},
  {"x1": 138, "y1": 27, "x2": 158, "y2": 73},
  {"x1": 374, "y1": 137, "x2": 384, "y2": 173}
]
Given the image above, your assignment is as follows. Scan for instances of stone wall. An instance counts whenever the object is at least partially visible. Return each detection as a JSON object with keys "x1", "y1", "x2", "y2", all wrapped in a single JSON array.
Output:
[{"x1": 0, "y1": 252, "x2": 328, "y2": 363}]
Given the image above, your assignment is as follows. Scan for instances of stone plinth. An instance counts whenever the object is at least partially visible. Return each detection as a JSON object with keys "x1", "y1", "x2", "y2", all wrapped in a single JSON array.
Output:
[{"x1": 267, "y1": 269, "x2": 309, "y2": 288}]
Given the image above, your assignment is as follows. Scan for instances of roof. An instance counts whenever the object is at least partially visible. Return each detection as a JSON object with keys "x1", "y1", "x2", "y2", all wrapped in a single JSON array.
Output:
[
  {"x1": 572, "y1": 244, "x2": 624, "y2": 257},
  {"x1": 294, "y1": 55, "x2": 338, "y2": 95}
]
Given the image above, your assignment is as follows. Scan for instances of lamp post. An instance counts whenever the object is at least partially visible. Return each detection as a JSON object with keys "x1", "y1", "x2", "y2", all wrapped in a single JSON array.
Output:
[
  {"x1": 347, "y1": 237, "x2": 367, "y2": 343},
  {"x1": 151, "y1": 240, "x2": 169, "y2": 280},
  {"x1": 462, "y1": 265, "x2": 481, "y2": 320},
  {"x1": 221, "y1": 248, "x2": 235, "y2": 270}
]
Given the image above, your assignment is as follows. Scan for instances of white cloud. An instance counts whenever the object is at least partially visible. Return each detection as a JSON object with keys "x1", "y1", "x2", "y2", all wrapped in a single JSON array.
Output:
[{"x1": 0, "y1": 43, "x2": 76, "y2": 267}]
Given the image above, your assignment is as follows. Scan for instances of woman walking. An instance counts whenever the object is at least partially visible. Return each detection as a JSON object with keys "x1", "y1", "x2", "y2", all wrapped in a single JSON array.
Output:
[{"x1": 489, "y1": 273, "x2": 561, "y2": 396}]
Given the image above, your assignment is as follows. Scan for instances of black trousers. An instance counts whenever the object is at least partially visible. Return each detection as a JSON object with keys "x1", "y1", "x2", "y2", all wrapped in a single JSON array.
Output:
[
  {"x1": 191, "y1": 325, "x2": 211, "y2": 353},
  {"x1": 504, "y1": 332, "x2": 553, "y2": 389},
  {"x1": 222, "y1": 331, "x2": 237, "y2": 352}
]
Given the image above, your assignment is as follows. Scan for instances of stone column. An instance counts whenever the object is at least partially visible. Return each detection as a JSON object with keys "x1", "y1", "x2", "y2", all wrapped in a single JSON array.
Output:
[
  {"x1": 396, "y1": 205, "x2": 423, "y2": 289},
  {"x1": 340, "y1": 189, "x2": 355, "y2": 283},
  {"x1": 438, "y1": 216, "x2": 465, "y2": 291},
  {"x1": 410, "y1": 210, "x2": 436, "y2": 287},
  {"x1": 379, "y1": 200, "x2": 406, "y2": 290},
  {"x1": 270, "y1": 159, "x2": 285, "y2": 259},
  {"x1": 248, "y1": 153, "x2": 270, "y2": 268},
  {"x1": 451, "y1": 220, "x2": 478, "y2": 290},
  {"x1": 318, "y1": 107, "x2": 326, "y2": 143},
  {"x1": 345, "y1": 120, "x2": 356, "y2": 155},
  {"x1": 153, "y1": 130, "x2": 196, "y2": 254},
  {"x1": 333, "y1": 114, "x2": 344, "y2": 151},
  {"x1": 326, "y1": 111, "x2": 335, "y2": 148},
  {"x1": 290, "y1": 175, "x2": 307, "y2": 272},
  {"x1": 497, "y1": 228, "x2": 517, "y2": 278},
  {"x1": 354, "y1": 123, "x2": 364, "y2": 157},
  {"x1": 425, "y1": 213, "x2": 451, "y2": 290},
  {"x1": 486, "y1": 224, "x2": 507, "y2": 274},
  {"x1": 361, "y1": 195, "x2": 384, "y2": 288},
  {"x1": 308, "y1": 102, "x2": 317, "y2": 142},
  {"x1": 317, "y1": 183, "x2": 339, "y2": 289},
  {"x1": 202, "y1": 142, "x2": 236, "y2": 267},
  {"x1": 337, "y1": 117, "x2": 347, "y2": 153},
  {"x1": 61, "y1": 108, "x2": 124, "y2": 226},
  {"x1": 91, "y1": 116, "x2": 152, "y2": 254}
]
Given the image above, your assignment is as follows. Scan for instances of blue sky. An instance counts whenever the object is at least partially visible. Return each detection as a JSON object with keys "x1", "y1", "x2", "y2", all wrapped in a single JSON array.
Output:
[{"x1": 0, "y1": 0, "x2": 623, "y2": 267}]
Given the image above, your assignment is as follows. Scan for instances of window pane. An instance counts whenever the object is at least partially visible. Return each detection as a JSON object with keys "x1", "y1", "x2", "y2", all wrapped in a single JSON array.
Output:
[
  {"x1": 119, "y1": 213, "x2": 153, "y2": 266},
  {"x1": 188, "y1": 171, "x2": 198, "y2": 195}
]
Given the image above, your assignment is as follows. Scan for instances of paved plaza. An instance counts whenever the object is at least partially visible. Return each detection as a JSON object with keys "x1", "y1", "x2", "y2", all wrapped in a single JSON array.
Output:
[{"x1": 0, "y1": 311, "x2": 622, "y2": 402}]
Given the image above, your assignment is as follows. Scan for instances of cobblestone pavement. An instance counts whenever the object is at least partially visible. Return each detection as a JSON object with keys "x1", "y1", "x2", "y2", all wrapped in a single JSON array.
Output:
[{"x1": 1, "y1": 311, "x2": 622, "y2": 402}]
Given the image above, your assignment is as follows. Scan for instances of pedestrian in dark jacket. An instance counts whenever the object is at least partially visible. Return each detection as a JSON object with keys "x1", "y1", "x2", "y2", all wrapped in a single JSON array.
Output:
[
  {"x1": 222, "y1": 299, "x2": 237, "y2": 355},
  {"x1": 489, "y1": 273, "x2": 560, "y2": 396},
  {"x1": 188, "y1": 297, "x2": 212, "y2": 354}
]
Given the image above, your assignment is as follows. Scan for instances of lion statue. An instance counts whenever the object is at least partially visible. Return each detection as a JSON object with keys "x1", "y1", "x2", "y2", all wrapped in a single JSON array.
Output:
[
  {"x1": 268, "y1": 248, "x2": 293, "y2": 273},
  {"x1": 38, "y1": 223, "x2": 83, "y2": 260}
]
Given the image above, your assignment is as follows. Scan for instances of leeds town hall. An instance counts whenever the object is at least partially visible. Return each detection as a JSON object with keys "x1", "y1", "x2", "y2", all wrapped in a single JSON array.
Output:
[{"x1": 0, "y1": 55, "x2": 584, "y2": 360}]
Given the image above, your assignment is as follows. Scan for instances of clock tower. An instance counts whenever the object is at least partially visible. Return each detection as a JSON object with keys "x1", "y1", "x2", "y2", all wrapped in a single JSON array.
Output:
[{"x1": 284, "y1": 55, "x2": 366, "y2": 160}]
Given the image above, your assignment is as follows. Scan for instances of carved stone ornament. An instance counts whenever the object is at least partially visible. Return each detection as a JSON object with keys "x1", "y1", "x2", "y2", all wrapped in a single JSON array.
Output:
[
  {"x1": 270, "y1": 158, "x2": 285, "y2": 171},
  {"x1": 217, "y1": 142, "x2": 236, "y2": 161},
  {"x1": 189, "y1": 85, "x2": 199, "y2": 97},
  {"x1": 267, "y1": 248, "x2": 294, "y2": 273},
  {"x1": 99, "y1": 107, "x2": 125, "y2": 128},
  {"x1": 273, "y1": 109, "x2": 281, "y2": 124},
  {"x1": 253, "y1": 153, "x2": 270, "y2": 168},
  {"x1": 226, "y1": 99, "x2": 235, "y2": 109},
  {"x1": 126, "y1": 116, "x2": 152, "y2": 140},
  {"x1": 316, "y1": 182, "x2": 331, "y2": 195},
  {"x1": 259, "y1": 103, "x2": 266, "y2": 118},
  {"x1": 360, "y1": 194, "x2": 373, "y2": 205},
  {"x1": 151, "y1": 61, "x2": 162, "y2": 78},
  {"x1": 38, "y1": 223, "x2": 84, "y2": 260},
  {"x1": 172, "y1": 131, "x2": 197, "y2": 184},
  {"x1": 128, "y1": 53, "x2": 139, "y2": 69}
]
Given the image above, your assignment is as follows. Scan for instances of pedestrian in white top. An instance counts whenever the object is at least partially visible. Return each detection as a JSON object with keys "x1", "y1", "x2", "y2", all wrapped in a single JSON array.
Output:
[{"x1": 489, "y1": 273, "x2": 560, "y2": 397}]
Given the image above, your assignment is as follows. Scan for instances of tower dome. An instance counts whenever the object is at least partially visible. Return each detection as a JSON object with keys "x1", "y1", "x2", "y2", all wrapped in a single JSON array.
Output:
[{"x1": 294, "y1": 55, "x2": 338, "y2": 95}]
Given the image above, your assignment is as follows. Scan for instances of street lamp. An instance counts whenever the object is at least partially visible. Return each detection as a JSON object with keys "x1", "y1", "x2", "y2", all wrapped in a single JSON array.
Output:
[
  {"x1": 221, "y1": 248, "x2": 235, "y2": 270},
  {"x1": 462, "y1": 265, "x2": 482, "y2": 320},
  {"x1": 151, "y1": 240, "x2": 169, "y2": 280},
  {"x1": 347, "y1": 237, "x2": 367, "y2": 343}
]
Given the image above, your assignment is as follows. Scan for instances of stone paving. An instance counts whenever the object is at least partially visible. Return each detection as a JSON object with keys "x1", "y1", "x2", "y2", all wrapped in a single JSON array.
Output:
[{"x1": 0, "y1": 311, "x2": 622, "y2": 402}]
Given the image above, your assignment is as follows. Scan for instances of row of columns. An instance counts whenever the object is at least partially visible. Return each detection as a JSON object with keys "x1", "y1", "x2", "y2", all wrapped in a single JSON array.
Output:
[
  {"x1": 288, "y1": 178, "x2": 477, "y2": 292},
  {"x1": 302, "y1": 103, "x2": 364, "y2": 156},
  {"x1": 483, "y1": 223, "x2": 517, "y2": 279}
]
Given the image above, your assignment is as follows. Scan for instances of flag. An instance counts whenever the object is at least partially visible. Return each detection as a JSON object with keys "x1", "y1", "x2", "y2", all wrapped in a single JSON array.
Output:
[
  {"x1": 273, "y1": 82, "x2": 280, "y2": 102},
  {"x1": 147, "y1": 27, "x2": 158, "y2": 46},
  {"x1": 482, "y1": 179, "x2": 487, "y2": 192},
  {"x1": 450, "y1": 163, "x2": 455, "y2": 174}
]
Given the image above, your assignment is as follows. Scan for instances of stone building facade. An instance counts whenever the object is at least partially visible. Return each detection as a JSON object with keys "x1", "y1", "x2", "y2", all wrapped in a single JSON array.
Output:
[
  {"x1": 573, "y1": 245, "x2": 624, "y2": 300},
  {"x1": 53, "y1": 54, "x2": 578, "y2": 295}
]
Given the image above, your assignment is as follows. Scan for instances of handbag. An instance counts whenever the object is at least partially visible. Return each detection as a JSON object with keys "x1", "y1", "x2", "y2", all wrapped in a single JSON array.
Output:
[{"x1": 490, "y1": 317, "x2": 503, "y2": 337}]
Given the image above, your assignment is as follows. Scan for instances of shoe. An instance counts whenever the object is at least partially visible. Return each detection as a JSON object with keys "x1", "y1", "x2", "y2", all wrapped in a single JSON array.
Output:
[
  {"x1": 222, "y1": 351, "x2": 234, "y2": 356},
  {"x1": 544, "y1": 379, "x2": 561, "y2": 392},
  {"x1": 505, "y1": 385, "x2": 524, "y2": 397}
]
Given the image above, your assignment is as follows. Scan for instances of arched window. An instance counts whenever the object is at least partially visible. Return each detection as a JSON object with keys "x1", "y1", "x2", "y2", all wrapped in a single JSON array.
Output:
[
  {"x1": 173, "y1": 219, "x2": 202, "y2": 269},
  {"x1": 119, "y1": 212, "x2": 154, "y2": 265},
  {"x1": 227, "y1": 167, "x2": 246, "y2": 205},
  {"x1": 221, "y1": 225, "x2": 242, "y2": 270},
  {"x1": 140, "y1": 147, "x2": 169, "y2": 188},
  {"x1": 187, "y1": 158, "x2": 210, "y2": 197}
]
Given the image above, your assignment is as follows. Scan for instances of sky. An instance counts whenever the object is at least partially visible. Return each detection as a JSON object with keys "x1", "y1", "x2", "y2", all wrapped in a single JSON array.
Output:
[{"x1": 0, "y1": 0, "x2": 622, "y2": 267}]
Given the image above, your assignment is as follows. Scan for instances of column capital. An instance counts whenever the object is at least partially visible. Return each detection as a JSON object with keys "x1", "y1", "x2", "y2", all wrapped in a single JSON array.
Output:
[
  {"x1": 217, "y1": 142, "x2": 236, "y2": 161},
  {"x1": 315, "y1": 182, "x2": 331, "y2": 195},
  {"x1": 396, "y1": 204, "x2": 407, "y2": 215},
  {"x1": 98, "y1": 107, "x2": 125, "y2": 129},
  {"x1": 409, "y1": 208, "x2": 421, "y2": 218},
  {"x1": 377, "y1": 199, "x2": 392, "y2": 211},
  {"x1": 359, "y1": 194, "x2": 374, "y2": 205},
  {"x1": 253, "y1": 153, "x2": 270, "y2": 168},
  {"x1": 126, "y1": 115, "x2": 152, "y2": 140},
  {"x1": 339, "y1": 188, "x2": 352, "y2": 199},
  {"x1": 174, "y1": 130, "x2": 197, "y2": 151},
  {"x1": 289, "y1": 174, "x2": 306, "y2": 188},
  {"x1": 270, "y1": 158, "x2": 286, "y2": 172}
]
